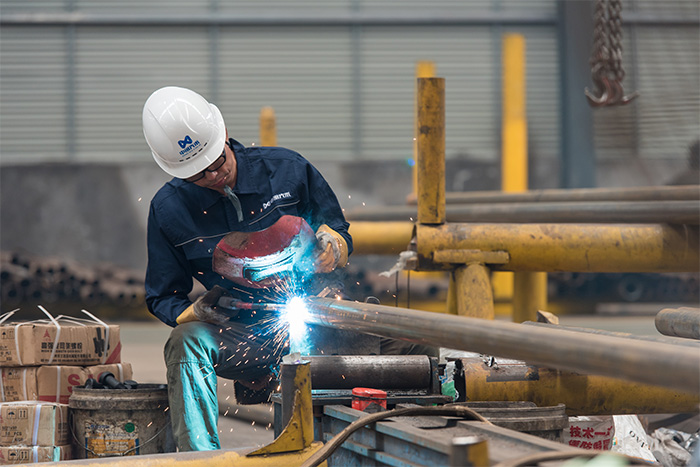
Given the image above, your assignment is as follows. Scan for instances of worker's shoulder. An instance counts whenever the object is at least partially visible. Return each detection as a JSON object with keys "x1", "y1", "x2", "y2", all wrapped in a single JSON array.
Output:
[
  {"x1": 244, "y1": 145, "x2": 309, "y2": 164},
  {"x1": 149, "y1": 179, "x2": 204, "y2": 214}
]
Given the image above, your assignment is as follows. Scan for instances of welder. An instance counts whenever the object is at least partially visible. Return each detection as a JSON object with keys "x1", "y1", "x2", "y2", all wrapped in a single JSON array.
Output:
[{"x1": 142, "y1": 86, "x2": 352, "y2": 451}]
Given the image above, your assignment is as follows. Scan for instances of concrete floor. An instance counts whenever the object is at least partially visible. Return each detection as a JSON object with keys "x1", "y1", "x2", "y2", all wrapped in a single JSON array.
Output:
[{"x1": 118, "y1": 310, "x2": 688, "y2": 451}]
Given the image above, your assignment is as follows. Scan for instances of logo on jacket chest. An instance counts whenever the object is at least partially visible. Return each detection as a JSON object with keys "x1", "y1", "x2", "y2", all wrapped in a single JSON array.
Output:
[{"x1": 262, "y1": 192, "x2": 292, "y2": 210}]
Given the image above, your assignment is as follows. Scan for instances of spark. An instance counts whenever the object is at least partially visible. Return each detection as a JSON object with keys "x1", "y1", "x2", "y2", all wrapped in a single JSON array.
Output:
[{"x1": 138, "y1": 197, "x2": 142, "y2": 202}]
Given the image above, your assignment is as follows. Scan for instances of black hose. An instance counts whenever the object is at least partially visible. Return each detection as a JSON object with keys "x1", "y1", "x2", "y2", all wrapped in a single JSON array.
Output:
[{"x1": 301, "y1": 404, "x2": 490, "y2": 467}]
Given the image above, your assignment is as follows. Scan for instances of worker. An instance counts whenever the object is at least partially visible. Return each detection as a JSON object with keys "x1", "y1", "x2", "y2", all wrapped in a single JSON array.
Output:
[{"x1": 142, "y1": 86, "x2": 352, "y2": 451}]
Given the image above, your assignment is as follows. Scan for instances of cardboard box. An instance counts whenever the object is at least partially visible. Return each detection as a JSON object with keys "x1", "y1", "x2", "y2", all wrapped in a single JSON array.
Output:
[
  {"x1": 0, "y1": 445, "x2": 71, "y2": 464},
  {"x1": 0, "y1": 363, "x2": 133, "y2": 404},
  {"x1": 0, "y1": 318, "x2": 120, "y2": 367},
  {"x1": 0, "y1": 402, "x2": 68, "y2": 446}
]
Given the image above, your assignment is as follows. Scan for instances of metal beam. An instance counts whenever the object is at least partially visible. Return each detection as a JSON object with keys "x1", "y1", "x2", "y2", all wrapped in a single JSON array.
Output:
[
  {"x1": 406, "y1": 185, "x2": 700, "y2": 204},
  {"x1": 347, "y1": 200, "x2": 700, "y2": 224},
  {"x1": 0, "y1": 12, "x2": 557, "y2": 27},
  {"x1": 303, "y1": 296, "x2": 700, "y2": 393},
  {"x1": 416, "y1": 222, "x2": 699, "y2": 273}
]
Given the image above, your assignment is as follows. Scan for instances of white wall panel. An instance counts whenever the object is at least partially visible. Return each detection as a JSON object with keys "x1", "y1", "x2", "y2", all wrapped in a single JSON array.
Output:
[
  {"x1": 218, "y1": 27, "x2": 354, "y2": 161},
  {"x1": 0, "y1": 27, "x2": 68, "y2": 162},
  {"x1": 73, "y1": 27, "x2": 211, "y2": 162}
]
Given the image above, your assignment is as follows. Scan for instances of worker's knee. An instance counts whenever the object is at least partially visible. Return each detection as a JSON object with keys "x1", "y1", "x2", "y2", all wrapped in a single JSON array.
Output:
[{"x1": 164, "y1": 321, "x2": 219, "y2": 365}]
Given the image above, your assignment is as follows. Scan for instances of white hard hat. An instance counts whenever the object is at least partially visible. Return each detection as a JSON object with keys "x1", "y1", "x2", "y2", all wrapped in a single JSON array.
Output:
[{"x1": 142, "y1": 86, "x2": 227, "y2": 179}]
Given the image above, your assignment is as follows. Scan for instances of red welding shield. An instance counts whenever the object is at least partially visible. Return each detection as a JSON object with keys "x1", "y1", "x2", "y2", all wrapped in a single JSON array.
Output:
[{"x1": 212, "y1": 215, "x2": 317, "y2": 289}]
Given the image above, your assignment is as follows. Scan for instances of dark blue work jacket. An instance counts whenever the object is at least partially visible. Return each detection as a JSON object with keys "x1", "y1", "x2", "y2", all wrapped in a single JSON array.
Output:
[{"x1": 146, "y1": 138, "x2": 352, "y2": 327}]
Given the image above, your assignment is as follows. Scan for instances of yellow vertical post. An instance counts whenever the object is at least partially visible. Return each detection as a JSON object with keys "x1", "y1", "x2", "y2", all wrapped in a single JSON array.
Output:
[
  {"x1": 501, "y1": 33, "x2": 548, "y2": 323},
  {"x1": 416, "y1": 77, "x2": 445, "y2": 225},
  {"x1": 259, "y1": 106, "x2": 277, "y2": 146},
  {"x1": 413, "y1": 61, "x2": 436, "y2": 197},
  {"x1": 454, "y1": 264, "x2": 495, "y2": 319},
  {"x1": 502, "y1": 34, "x2": 528, "y2": 192}
]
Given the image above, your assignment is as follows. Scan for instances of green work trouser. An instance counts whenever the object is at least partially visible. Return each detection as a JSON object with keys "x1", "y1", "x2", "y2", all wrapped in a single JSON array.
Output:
[{"x1": 164, "y1": 320, "x2": 286, "y2": 451}]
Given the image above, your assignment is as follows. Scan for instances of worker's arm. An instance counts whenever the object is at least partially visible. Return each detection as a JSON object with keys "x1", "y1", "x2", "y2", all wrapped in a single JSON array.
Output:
[
  {"x1": 145, "y1": 202, "x2": 195, "y2": 327},
  {"x1": 301, "y1": 160, "x2": 353, "y2": 272}
]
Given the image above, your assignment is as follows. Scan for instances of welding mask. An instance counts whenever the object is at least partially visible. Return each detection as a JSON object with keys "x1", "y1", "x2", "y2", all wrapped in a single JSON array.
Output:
[{"x1": 213, "y1": 215, "x2": 317, "y2": 289}]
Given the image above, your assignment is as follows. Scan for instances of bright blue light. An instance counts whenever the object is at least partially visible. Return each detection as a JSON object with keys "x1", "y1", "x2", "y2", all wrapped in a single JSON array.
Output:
[
  {"x1": 283, "y1": 296, "x2": 310, "y2": 354},
  {"x1": 407, "y1": 158, "x2": 416, "y2": 167}
]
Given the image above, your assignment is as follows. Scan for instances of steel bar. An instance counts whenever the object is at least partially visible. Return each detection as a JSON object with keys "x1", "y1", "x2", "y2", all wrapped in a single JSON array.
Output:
[
  {"x1": 304, "y1": 355, "x2": 432, "y2": 390},
  {"x1": 455, "y1": 358, "x2": 699, "y2": 415},
  {"x1": 303, "y1": 297, "x2": 700, "y2": 393},
  {"x1": 416, "y1": 78, "x2": 445, "y2": 225},
  {"x1": 523, "y1": 321, "x2": 700, "y2": 348},
  {"x1": 347, "y1": 200, "x2": 700, "y2": 224},
  {"x1": 416, "y1": 223, "x2": 699, "y2": 273},
  {"x1": 406, "y1": 185, "x2": 700, "y2": 205},
  {"x1": 655, "y1": 307, "x2": 700, "y2": 340}
]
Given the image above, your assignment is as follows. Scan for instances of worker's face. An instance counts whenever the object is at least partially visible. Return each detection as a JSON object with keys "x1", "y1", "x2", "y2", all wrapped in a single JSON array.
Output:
[{"x1": 190, "y1": 142, "x2": 237, "y2": 194}]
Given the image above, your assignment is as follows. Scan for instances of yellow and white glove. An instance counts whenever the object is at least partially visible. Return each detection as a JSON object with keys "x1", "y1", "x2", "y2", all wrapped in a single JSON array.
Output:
[{"x1": 314, "y1": 224, "x2": 349, "y2": 273}]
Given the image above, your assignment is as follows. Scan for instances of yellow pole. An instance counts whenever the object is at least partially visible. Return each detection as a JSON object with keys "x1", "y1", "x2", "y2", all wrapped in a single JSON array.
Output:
[
  {"x1": 502, "y1": 34, "x2": 527, "y2": 192},
  {"x1": 416, "y1": 77, "x2": 445, "y2": 225},
  {"x1": 259, "y1": 106, "x2": 277, "y2": 146},
  {"x1": 454, "y1": 264, "x2": 495, "y2": 319},
  {"x1": 413, "y1": 61, "x2": 435, "y2": 197},
  {"x1": 501, "y1": 33, "x2": 547, "y2": 322}
]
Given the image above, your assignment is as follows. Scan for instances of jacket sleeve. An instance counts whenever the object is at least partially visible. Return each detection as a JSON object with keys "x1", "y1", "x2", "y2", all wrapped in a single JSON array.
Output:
[
  {"x1": 303, "y1": 161, "x2": 353, "y2": 258},
  {"x1": 145, "y1": 202, "x2": 194, "y2": 327}
]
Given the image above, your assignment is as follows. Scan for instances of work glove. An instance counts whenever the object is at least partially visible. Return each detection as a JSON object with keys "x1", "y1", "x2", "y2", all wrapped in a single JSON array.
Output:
[
  {"x1": 176, "y1": 285, "x2": 233, "y2": 325},
  {"x1": 314, "y1": 224, "x2": 349, "y2": 273}
]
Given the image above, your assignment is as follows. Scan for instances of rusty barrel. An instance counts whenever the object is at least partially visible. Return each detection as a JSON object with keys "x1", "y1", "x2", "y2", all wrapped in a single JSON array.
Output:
[{"x1": 69, "y1": 384, "x2": 175, "y2": 458}]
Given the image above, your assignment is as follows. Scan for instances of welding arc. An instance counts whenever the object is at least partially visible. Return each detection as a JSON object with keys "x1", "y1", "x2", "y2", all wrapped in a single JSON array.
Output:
[{"x1": 301, "y1": 405, "x2": 489, "y2": 467}]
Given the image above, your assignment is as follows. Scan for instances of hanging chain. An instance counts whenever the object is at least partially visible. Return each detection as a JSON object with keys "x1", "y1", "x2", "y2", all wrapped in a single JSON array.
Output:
[{"x1": 585, "y1": 0, "x2": 639, "y2": 107}]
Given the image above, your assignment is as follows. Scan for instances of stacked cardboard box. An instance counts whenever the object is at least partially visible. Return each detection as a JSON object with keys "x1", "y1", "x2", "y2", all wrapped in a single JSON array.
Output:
[{"x1": 0, "y1": 313, "x2": 128, "y2": 464}]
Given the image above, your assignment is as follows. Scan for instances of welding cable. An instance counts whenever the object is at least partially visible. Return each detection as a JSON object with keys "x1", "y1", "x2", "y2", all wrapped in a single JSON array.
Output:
[
  {"x1": 494, "y1": 450, "x2": 656, "y2": 467},
  {"x1": 301, "y1": 404, "x2": 491, "y2": 467}
]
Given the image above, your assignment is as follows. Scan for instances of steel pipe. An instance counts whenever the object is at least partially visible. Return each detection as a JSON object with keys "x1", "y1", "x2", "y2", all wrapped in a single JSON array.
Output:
[
  {"x1": 416, "y1": 223, "x2": 699, "y2": 273},
  {"x1": 656, "y1": 307, "x2": 700, "y2": 340},
  {"x1": 347, "y1": 200, "x2": 700, "y2": 224},
  {"x1": 406, "y1": 185, "x2": 700, "y2": 205},
  {"x1": 303, "y1": 297, "x2": 700, "y2": 393},
  {"x1": 416, "y1": 78, "x2": 445, "y2": 225},
  {"x1": 304, "y1": 355, "x2": 433, "y2": 390},
  {"x1": 348, "y1": 221, "x2": 413, "y2": 255}
]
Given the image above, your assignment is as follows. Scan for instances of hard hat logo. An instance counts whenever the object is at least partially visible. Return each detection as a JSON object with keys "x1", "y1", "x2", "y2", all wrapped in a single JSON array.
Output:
[{"x1": 178, "y1": 135, "x2": 193, "y2": 149}]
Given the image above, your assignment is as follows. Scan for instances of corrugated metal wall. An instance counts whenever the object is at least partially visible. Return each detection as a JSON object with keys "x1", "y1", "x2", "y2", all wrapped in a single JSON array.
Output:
[{"x1": 1, "y1": 0, "x2": 698, "y2": 177}]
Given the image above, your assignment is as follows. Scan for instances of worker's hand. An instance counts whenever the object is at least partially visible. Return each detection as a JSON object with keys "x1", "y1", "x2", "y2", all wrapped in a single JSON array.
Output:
[
  {"x1": 315, "y1": 235, "x2": 338, "y2": 273},
  {"x1": 314, "y1": 225, "x2": 349, "y2": 273},
  {"x1": 191, "y1": 285, "x2": 232, "y2": 324}
]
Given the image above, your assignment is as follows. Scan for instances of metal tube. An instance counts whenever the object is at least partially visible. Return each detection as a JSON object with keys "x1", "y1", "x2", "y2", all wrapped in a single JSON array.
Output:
[
  {"x1": 656, "y1": 307, "x2": 700, "y2": 340},
  {"x1": 304, "y1": 355, "x2": 432, "y2": 390},
  {"x1": 454, "y1": 264, "x2": 494, "y2": 319},
  {"x1": 406, "y1": 185, "x2": 700, "y2": 205},
  {"x1": 348, "y1": 221, "x2": 413, "y2": 255},
  {"x1": 523, "y1": 321, "x2": 700, "y2": 348},
  {"x1": 416, "y1": 223, "x2": 699, "y2": 273},
  {"x1": 347, "y1": 200, "x2": 700, "y2": 224},
  {"x1": 417, "y1": 77, "x2": 445, "y2": 225},
  {"x1": 455, "y1": 358, "x2": 700, "y2": 415},
  {"x1": 303, "y1": 297, "x2": 700, "y2": 393}
]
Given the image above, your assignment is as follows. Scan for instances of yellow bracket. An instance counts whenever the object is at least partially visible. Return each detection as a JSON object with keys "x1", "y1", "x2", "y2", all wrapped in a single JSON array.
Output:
[{"x1": 248, "y1": 361, "x2": 314, "y2": 456}]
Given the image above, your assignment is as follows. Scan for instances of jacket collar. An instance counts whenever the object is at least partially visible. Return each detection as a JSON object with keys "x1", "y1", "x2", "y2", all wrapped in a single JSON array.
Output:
[{"x1": 171, "y1": 138, "x2": 258, "y2": 210}]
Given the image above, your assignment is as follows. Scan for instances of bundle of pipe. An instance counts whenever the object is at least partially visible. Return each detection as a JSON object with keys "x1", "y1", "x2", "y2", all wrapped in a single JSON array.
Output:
[{"x1": 0, "y1": 251, "x2": 145, "y2": 307}]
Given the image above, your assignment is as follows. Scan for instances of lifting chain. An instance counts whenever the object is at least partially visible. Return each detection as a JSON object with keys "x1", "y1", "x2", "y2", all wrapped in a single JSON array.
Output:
[{"x1": 584, "y1": 0, "x2": 639, "y2": 107}]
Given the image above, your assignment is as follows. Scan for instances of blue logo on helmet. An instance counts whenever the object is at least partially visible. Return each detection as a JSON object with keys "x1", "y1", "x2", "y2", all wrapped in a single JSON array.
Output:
[{"x1": 178, "y1": 135, "x2": 193, "y2": 149}]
